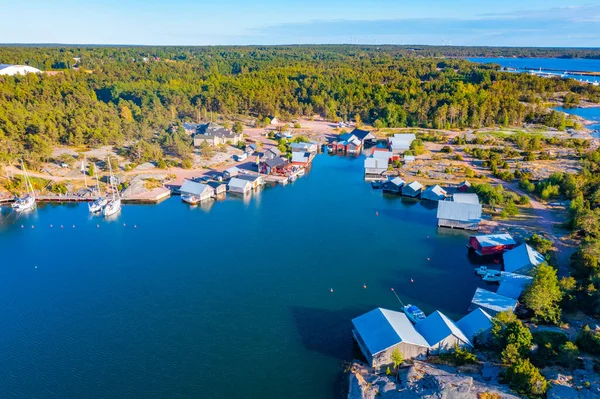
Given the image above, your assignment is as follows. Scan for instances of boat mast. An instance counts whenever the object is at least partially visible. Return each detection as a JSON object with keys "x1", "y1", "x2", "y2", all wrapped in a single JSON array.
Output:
[
  {"x1": 107, "y1": 157, "x2": 116, "y2": 201},
  {"x1": 94, "y1": 166, "x2": 102, "y2": 197},
  {"x1": 21, "y1": 160, "x2": 35, "y2": 197},
  {"x1": 82, "y1": 157, "x2": 88, "y2": 188}
]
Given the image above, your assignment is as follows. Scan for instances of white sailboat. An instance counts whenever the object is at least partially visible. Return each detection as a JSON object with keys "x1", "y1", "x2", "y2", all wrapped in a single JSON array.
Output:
[
  {"x1": 103, "y1": 157, "x2": 121, "y2": 217},
  {"x1": 89, "y1": 165, "x2": 108, "y2": 213},
  {"x1": 11, "y1": 160, "x2": 36, "y2": 212}
]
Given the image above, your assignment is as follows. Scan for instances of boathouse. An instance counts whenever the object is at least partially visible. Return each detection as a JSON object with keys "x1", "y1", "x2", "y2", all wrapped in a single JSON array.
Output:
[
  {"x1": 458, "y1": 180, "x2": 472, "y2": 192},
  {"x1": 223, "y1": 166, "x2": 240, "y2": 179},
  {"x1": 290, "y1": 142, "x2": 318, "y2": 153},
  {"x1": 238, "y1": 174, "x2": 265, "y2": 189},
  {"x1": 263, "y1": 147, "x2": 282, "y2": 160},
  {"x1": 352, "y1": 308, "x2": 430, "y2": 368},
  {"x1": 468, "y1": 233, "x2": 516, "y2": 256},
  {"x1": 415, "y1": 311, "x2": 472, "y2": 354},
  {"x1": 452, "y1": 193, "x2": 480, "y2": 204},
  {"x1": 349, "y1": 128, "x2": 377, "y2": 144},
  {"x1": 260, "y1": 156, "x2": 289, "y2": 175},
  {"x1": 421, "y1": 185, "x2": 447, "y2": 201},
  {"x1": 503, "y1": 244, "x2": 545, "y2": 275},
  {"x1": 207, "y1": 181, "x2": 227, "y2": 196},
  {"x1": 372, "y1": 149, "x2": 394, "y2": 163},
  {"x1": 437, "y1": 201, "x2": 482, "y2": 230},
  {"x1": 389, "y1": 134, "x2": 416, "y2": 154},
  {"x1": 402, "y1": 181, "x2": 423, "y2": 197},
  {"x1": 468, "y1": 288, "x2": 518, "y2": 316},
  {"x1": 496, "y1": 272, "x2": 534, "y2": 300},
  {"x1": 291, "y1": 152, "x2": 311, "y2": 166},
  {"x1": 364, "y1": 158, "x2": 388, "y2": 177},
  {"x1": 382, "y1": 177, "x2": 405, "y2": 194},
  {"x1": 456, "y1": 308, "x2": 493, "y2": 344},
  {"x1": 179, "y1": 180, "x2": 215, "y2": 202},
  {"x1": 227, "y1": 177, "x2": 252, "y2": 194}
]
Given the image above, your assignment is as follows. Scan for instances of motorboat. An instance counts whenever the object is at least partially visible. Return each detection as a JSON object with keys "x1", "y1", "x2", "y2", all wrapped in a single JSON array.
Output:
[
  {"x1": 181, "y1": 193, "x2": 200, "y2": 205},
  {"x1": 482, "y1": 272, "x2": 502, "y2": 283},
  {"x1": 371, "y1": 180, "x2": 385, "y2": 189},
  {"x1": 403, "y1": 304, "x2": 426, "y2": 324}
]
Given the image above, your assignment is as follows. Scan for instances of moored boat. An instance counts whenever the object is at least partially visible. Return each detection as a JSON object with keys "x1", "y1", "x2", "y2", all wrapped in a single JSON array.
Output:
[
  {"x1": 371, "y1": 180, "x2": 385, "y2": 189},
  {"x1": 403, "y1": 304, "x2": 426, "y2": 324},
  {"x1": 181, "y1": 193, "x2": 200, "y2": 205},
  {"x1": 482, "y1": 272, "x2": 502, "y2": 283},
  {"x1": 12, "y1": 160, "x2": 36, "y2": 212},
  {"x1": 103, "y1": 157, "x2": 122, "y2": 217}
]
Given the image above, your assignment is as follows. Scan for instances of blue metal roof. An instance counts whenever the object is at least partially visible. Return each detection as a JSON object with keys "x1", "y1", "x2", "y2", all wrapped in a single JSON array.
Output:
[
  {"x1": 415, "y1": 311, "x2": 471, "y2": 347},
  {"x1": 471, "y1": 288, "x2": 517, "y2": 314},
  {"x1": 352, "y1": 308, "x2": 429, "y2": 355},
  {"x1": 456, "y1": 308, "x2": 493, "y2": 342},
  {"x1": 503, "y1": 244, "x2": 545, "y2": 274}
]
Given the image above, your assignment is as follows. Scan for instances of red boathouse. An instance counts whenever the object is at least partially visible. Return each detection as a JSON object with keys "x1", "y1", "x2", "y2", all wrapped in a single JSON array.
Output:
[{"x1": 468, "y1": 233, "x2": 516, "y2": 256}]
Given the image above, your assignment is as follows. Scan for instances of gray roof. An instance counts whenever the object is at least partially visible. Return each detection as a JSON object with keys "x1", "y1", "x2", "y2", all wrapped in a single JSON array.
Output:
[
  {"x1": 390, "y1": 177, "x2": 405, "y2": 186},
  {"x1": 290, "y1": 142, "x2": 313, "y2": 151},
  {"x1": 267, "y1": 147, "x2": 281, "y2": 156},
  {"x1": 453, "y1": 193, "x2": 480, "y2": 204},
  {"x1": 422, "y1": 185, "x2": 447, "y2": 200},
  {"x1": 405, "y1": 181, "x2": 423, "y2": 191},
  {"x1": 471, "y1": 288, "x2": 518, "y2": 314},
  {"x1": 350, "y1": 128, "x2": 376, "y2": 141},
  {"x1": 456, "y1": 308, "x2": 493, "y2": 342},
  {"x1": 415, "y1": 311, "x2": 472, "y2": 348},
  {"x1": 179, "y1": 180, "x2": 212, "y2": 196},
  {"x1": 352, "y1": 308, "x2": 430, "y2": 355},
  {"x1": 238, "y1": 174, "x2": 262, "y2": 183},
  {"x1": 503, "y1": 244, "x2": 545, "y2": 274},
  {"x1": 372, "y1": 150, "x2": 392, "y2": 160},
  {"x1": 472, "y1": 233, "x2": 516, "y2": 248},
  {"x1": 291, "y1": 152, "x2": 310, "y2": 163},
  {"x1": 264, "y1": 156, "x2": 287, "y2": 168},
  {"x1": 227, "y1": 177, "x2": 252, "y2": 190},
  {"x1": 224, "y1": 166, "x2": 240, "y2": 175},
  {"x1": 437, "y1": 201, "x2": 482, "y2": 222}
]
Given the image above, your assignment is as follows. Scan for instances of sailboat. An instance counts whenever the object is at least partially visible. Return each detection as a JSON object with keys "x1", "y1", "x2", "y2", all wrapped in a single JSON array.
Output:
[
  {"x1": 89, "y1": 165, "x2": 108, "y2": 213},
  {"x1": 11, "y1": 160, "x2": 36, "y2": 212},
  {"x1": 103, "y1": 157, "x2": 121, "y2": 217}
]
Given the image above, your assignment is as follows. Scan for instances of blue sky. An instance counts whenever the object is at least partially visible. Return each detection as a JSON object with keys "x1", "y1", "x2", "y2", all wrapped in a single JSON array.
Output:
[{"x1": 2, "y1": 0, "x2": 599, "y2": 46}]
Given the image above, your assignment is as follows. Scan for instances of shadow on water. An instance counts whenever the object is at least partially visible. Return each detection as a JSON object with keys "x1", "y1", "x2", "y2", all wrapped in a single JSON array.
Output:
[{"x1": 289, "y1": 305, "x2": 370, "y2": 399}]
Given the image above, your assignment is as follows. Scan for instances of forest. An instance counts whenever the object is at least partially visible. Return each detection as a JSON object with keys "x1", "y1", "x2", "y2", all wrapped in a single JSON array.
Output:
[{"x1": 1, "y1": 45, "x2": 600, "y2": 165}]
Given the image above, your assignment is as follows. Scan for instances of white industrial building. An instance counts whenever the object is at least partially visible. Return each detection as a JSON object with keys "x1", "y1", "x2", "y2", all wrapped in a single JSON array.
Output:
[{"x1": 0, "y1": 64, "x2": 42, "y2": 76}]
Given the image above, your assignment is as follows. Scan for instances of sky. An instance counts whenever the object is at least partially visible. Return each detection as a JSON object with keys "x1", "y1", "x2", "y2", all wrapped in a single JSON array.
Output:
[{"x1": 1, "y1": 0, "x2": 600, "y2": 47}]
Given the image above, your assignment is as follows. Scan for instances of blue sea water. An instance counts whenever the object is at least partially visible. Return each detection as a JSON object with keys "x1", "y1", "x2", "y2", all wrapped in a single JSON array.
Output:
[
  {"x1": 553, "y1": 106, "x2": 600, "y2": 137},
  {"x1": 467, "y1": 57, "x2": 600, "y2": 84},
  {"x1": 0, "y1": 154, "x2": 488, "y2": 398},
  {"x1": 467, "y1": 57, "x2": 600, "y2": 73}
]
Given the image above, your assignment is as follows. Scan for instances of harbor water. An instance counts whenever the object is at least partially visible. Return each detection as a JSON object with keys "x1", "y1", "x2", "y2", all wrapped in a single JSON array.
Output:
[{"x1": 0, "y1": 154, "x2": 488, "y2": 398}]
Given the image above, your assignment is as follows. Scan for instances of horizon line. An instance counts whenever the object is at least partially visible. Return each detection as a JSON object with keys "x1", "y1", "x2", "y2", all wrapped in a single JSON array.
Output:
[{"x1": 0, "y1": 43, "x2": 599, "y2": 50}]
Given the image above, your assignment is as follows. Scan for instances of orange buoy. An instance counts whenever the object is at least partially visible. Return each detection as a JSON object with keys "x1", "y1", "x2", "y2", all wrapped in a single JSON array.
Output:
[{"x1": 363, "y1": 283, "x2": 367, "y2": 289}]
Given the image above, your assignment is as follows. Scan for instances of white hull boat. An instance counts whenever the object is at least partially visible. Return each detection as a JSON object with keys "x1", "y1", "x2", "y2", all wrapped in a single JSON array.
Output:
[
  {"x1": 482, "y1": 272, "x2": 502, "y2": 283},
  {"x1": 12, "y1": 160, "x2": 36, "y2": 212},
  {"x1": 103, "y1": 198, "x2": 121, "y2": 217},
  {"x1": 181, "y1": 194, "x2": 200, "y2": 205},
  {"x1": 403, "y1": 304, "x2": 426, "y2": 324},
  {"x1": 12, "y1": 195, "x2": 36, "y2": 212},
  {"x1": 89, "y1": 197, "x2": 108, "y2": 213}
]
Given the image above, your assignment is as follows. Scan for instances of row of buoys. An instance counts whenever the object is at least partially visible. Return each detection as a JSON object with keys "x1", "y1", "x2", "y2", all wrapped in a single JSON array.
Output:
[
  {"x1": 330, "y1": 279, "x2": 415, "y2": 293},
  {"x1": 22, "y1": 224, "x2": 138, "y2": 228}
]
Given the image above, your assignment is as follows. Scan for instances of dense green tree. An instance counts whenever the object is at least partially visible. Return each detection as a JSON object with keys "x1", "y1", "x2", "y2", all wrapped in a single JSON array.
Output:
[{"x1": 522, "y1": 264, "x2": 563, "y2": 324}]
